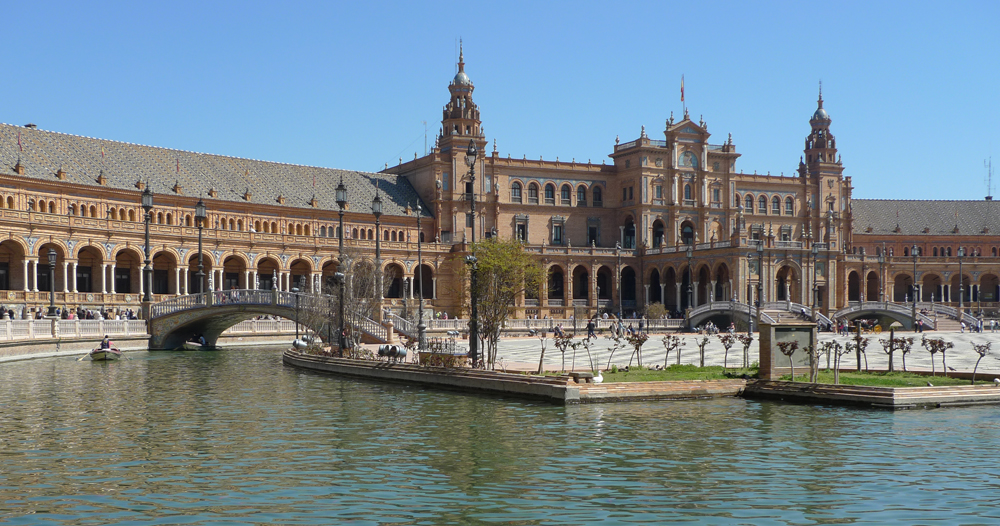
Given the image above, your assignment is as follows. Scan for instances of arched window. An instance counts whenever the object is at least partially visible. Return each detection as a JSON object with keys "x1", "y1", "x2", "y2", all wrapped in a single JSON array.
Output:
[
  {"x1": 48, "y1": 201, "x2": 56, "y2": 213},
  {"x1": 68, "y1": 204, "x2": 75, "y2": 214},
  {"x1": 157, "y1": 212, "x2": 164, "y2": 224},
  {"x1": 544, "y1": 183, "x2": 555, "y2": 204},
  {"x1": 8, "y1": 197, "x2": 14, "y2": 209},
  {"x1": 166, "y1": 213, "x2": 173, "y2": 225},
  {"x1": 271, "y1": 222, "x2": 277, "y2": 233},
  {"x1": 230, "y1": 219, "x2": 236, "y2": 230},
  {"x1": 947, "y1": 247, "x2": 952, "y2": 257},
  {"x1": 744, "y1": 194, "x2": 754, "y2": 212},
  {"x1": 511, "y1": 182, "x2": 522, "y2": 203},
  {"x1": 758, "y1": 195, "x2": 767, "y2": 214},
  {"x1": 119, "y1": 208, "x2": 127, "y2": 221},
  {"x1": 528, "y1": 183, "x2": 539, "y2": 204},
  {"x1": 352, "y1": 227, "x2": 359, "y2": 239},
  {"x1": 398, "y1": 230, "x2": 404, "y2": 241},
  {"x1": 186, "y1": 215, "x2": 193, "y2": 227},
  {"x1": 904, "y1": 247, "x2": 909, "y2": 256},
  {"x1": 561, "y1": 184, "x2": 572, "y2": 205},
  {"x1": 128, "y1": 210, "x2": 135, "y2": 222},
  {"x1": 320, "y1": 226, "x2": 326, "y2": 237},
  {"x1": 304, "y1": 225, "x2": 310, "y2": 236},
  {"x1": 577, "y1": 185, "x2": 587, "y2": 206},
  {"x1": 256, "y1": 221, "x2": 263, "y2": 232},
  {"x1": 592, "y1": 186, "x2": 603, "y2": 206},
  {"x1": 785, "y1": 197, "x2": 794, "y2": 215},
  {"x1": 295, "y1": 224, "x2": 303, "y2": 236},
  {"x1": 684, "y1": 184, "x2": 692, "y2": 200},
  {"x1": 237, "y1": 219, "x2": 243, "y2": 231},
  {"x1": 90, "y1": 205, "x2": 97, "y2": 217},
  {"x1": 367, "y1": 228, "x2": 373, "y2": 239},
  {"x1": 288, "y1": 222, "x2": 295, "y2": 234},
  {"x1": 390, "y1": 231, "x2": 396, "y2": 241},
  {"x1": 933, "y1": 247, "x2": 938, "y2": 257},
  {"x1": 771, "y1": 196, "x2": 780, "y2": 214}
]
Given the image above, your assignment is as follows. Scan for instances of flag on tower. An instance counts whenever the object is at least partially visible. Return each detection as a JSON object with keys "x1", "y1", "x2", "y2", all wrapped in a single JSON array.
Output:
[
  {"x1": 101, "y1": 146, "x2": 105, "y2": 159},
  {"x1": 680, "y1": 75, "x2": 685, "y2": 103}
]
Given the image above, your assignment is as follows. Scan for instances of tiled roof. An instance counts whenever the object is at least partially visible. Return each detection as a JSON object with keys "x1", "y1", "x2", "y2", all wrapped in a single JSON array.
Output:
[
  {"x1": 0, "y1": 123, "x2": 430, "y2": 218},
  {"x1": 852, "y1": 199, "x2": 1000, "y2": 236}
]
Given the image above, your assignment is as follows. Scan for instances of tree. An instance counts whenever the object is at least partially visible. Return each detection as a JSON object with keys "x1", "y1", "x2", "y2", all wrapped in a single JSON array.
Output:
[
  {"x1": 661, "y1": 335, "x2": 685, "y2": 368},
  {"x1": 921, "y1": 336, "x2": 953, "y2": 376},
  {"x1": 972, "y1": 342, "x2": 992, "y2": 384},
  {"x1": 777, "y1": 341, "x2": 799, "y2": 381},
  {"x1": 554, "y1": 332, "x2": 575, "y2": 372},
  {"x1": 737, "y1": 333, "x2": 754, "y2": 368},
  {"x1": 821, "y1": 340, "x2": 850, "y2": 384},
  {"x1": 606, "y1": 335, "x2": 625, "y2": 370},
  {"x1": 696, "y1": 336, "x2": 710, "y2": 367},
  {"x1": 536, "y1": 332, "x2": 548, "y2": 374},
  {"x1": 848, "y1": 333, "x2": 871, "y2": 371},
  {"x1": 645, "y1": 302, "x2": 667, "y2": 320},
  {"x1": 897, "y1": 336, "x2": 915, "y2": 372},
  {"x1": 464, "y1": 238, "x2": 543, "y2": 369},
  {"x1": 626, "y1": 332, "x2": 649, "y2": 367},
  {"x1": 717, "y1": 333, "x2": 737, "y2": 368}
]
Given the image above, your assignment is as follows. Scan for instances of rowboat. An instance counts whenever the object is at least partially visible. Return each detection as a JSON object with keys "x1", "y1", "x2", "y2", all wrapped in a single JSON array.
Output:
[
  {"x1": 89, "y1": 347, "x2": 122, "y2": 361},
  {"x1": 181, "y1": 341, "x2": 215, "y2": 351}
]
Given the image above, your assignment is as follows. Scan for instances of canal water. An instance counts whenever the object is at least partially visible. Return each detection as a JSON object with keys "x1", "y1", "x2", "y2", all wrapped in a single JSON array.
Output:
[{"x1": 3, "y1": 348, "x2": 1000, "y2": 525}]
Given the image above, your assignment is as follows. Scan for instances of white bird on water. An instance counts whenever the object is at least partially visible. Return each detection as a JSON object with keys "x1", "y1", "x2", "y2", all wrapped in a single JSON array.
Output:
[{"x1": 593, "y1": 370, "x2": 604, "y2": 384}]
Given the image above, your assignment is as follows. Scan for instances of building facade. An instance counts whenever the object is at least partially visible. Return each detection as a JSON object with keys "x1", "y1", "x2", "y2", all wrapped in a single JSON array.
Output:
[{"x1": 0, "y1": 50, "x2": 996, "y2": 324}]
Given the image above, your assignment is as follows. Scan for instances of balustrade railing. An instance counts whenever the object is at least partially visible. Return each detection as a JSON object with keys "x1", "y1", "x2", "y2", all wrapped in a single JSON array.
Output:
[{"x1": 0, "y1": 318, "x2": 147, "y2": 341}]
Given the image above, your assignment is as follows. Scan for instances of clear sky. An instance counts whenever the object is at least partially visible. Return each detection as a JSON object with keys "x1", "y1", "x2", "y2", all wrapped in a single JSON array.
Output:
[{"x1": 5, "y1": 1, "x2": 999, "y2": 200}]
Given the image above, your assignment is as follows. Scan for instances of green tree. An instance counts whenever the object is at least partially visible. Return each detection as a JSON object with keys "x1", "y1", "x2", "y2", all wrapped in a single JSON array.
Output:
[{"x1": 464, "y1": 238, "x2": 542, "y2": 369}]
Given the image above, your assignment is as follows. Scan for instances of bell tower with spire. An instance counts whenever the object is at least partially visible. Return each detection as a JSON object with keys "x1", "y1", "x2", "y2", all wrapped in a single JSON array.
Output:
[
  {"x1": 438, "y1": 42, "x2": 483, "y2": 153},
  {"x1": 799, "y1": 82, "x2": 842, "y2": 179}
]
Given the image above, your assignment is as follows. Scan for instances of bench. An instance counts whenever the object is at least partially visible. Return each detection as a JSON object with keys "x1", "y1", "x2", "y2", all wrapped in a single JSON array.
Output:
[{"x1": 568, "y1": 372, "x2": 595, "y2": 384}]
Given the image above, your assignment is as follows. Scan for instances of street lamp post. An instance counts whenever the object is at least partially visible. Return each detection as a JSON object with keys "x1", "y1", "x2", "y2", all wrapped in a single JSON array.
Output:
[
  {"x1": 756, "y1": 241, "x2": 764, "y2": 333},
  {"x1": 141, "y1": 186, "x2": 154, "y2": 306},
  {"x1": 465, "y1": 139, "x2": 480, "y2": 366},
  {"x1": 686, "y1": 244, "x2": 694, "y2": 313},
  {"x1": 416, "y1": 201, "x2": 427, "y2": 350},
  {"x1": 292, "y1": 287, "x2": 300, "y2": 342},
  {"x1": 615, "y1": 242, "x2": 622, "y2": 320},
  {"x1": 958, "y1": 247, "x2": 965, "y2": 318},
  {"x1": 812, "y1": 244, "x2": 819, "y2": 323},
  {"x1": 336, "y1": 176, "x2": 347, "y2": 353},
  {"x1": 912, "y1": 244, "x2": 919, "y2": 332},
  {"x1": 877, "y1": 250, "x2": 885, "y2": 305},
  {"x1": 195, "y1": 198, "x2": 206, "y2": 297},
  {"x1": 47, "y1": 248, "x2": 57, "y2": 317},
  {"x1": 332, "y1": 272, "x2": 345, "y2": 356},
  {"x1": 746, "y1": 252, "x2": 754, "y2": 336},
  {"x1": 372, "y1": 185, "x2": 382, "y2": 306}
]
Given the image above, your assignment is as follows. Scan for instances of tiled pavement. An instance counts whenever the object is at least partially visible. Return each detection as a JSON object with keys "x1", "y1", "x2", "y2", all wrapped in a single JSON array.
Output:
[{"x1": 486, "y1": 330, "x2": 1000, "y2": 374}]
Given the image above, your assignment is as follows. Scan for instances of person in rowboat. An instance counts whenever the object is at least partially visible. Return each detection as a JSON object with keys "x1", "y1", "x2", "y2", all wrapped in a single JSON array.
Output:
[{"x1": 100, "y1": 335, "x2": 112, "y2": 349}]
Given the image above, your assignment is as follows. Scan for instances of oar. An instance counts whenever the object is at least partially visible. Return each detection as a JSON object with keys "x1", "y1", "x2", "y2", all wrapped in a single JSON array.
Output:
[{"x1": 76, "y1": 352, "x2": 90, "y2": 362}]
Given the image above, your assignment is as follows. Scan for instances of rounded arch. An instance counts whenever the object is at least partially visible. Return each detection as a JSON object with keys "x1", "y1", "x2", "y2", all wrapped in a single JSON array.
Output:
[
  {"x1": 510, "y1": 180, "x2": 523, "y2": 203},
  {"x1": 187, "y1": 252, "x2": 215, "y2": 294},
  {"x1": 622, "y1": 215, "x2": 636, "y2": 249},
  {"x1": 744, "y1": 194, "x2": 754, "y2": 212},
  {"x1": 981, "y1": 273, "x2": 1000, "y2": 303},
  {"x1": 922, "y1": 273, "x2": 943, "y2": 302},
  {"x1": 288, "y1": 258, "x2": 313, "y2": 291},
  {"x1": 384, "y1": 262, "x2": 405, "y2": 299},
  {"x1": 547, "y1": 264, "x2": 565, "y2": 301},
  {"x1": 415, "y1": 263, "x2": 434, "y2": 299},
  {"x1": 576, "y1": 184, "x2": 587, "y2": 205},
  {"x1": 652, "y1": 219, "x2": 666, "y2": 248},
  {"x1": 113, "y1": 247, "x2": 143, "y2": 295},
  {"x1": 560, "y1": 183, "x2": 572, "y2": 205},
  {"x1": 709, "y1": 220, "x2": 723, "y2": 243},
  {"x1": 893, "y1": 273, "x2": 914, "y2": 302},
  {"x1": 696, "y1": 264, "x2": 712, "y2": 306},
  {"x1": 0, "y1": 239, "x2": 27, "y2": 291},
  {"x1": 544, "y1": 182, "x2": 556, "y2": 204},
  {"x1": 680, "y1": 220, "x2": 695, "y2": 245},
  {"x1": 713, "y1": 262, "x2": 732, "y2": 301},
  {"x1": 36, "y1": 242, "x2": 67, "y2": 293},
  {"x1": 784, "y1": 196, "x2": 794, "y2": 215},
  {"x1": 648, "y1": 267, "x2": 661, "y2": 304},
  {"x1": 255, "y1": 256, "x2": 281, "y2": 291},
  {"x1": 865, "y1": 270, "x2": 880, "y2": 301},
  {"x1": 527, "y1": 182, "x2": 540, "y2": 203},
  {"x1": 620, "y1": 265, "x2": 637, "y2": 308},
  {"x1": 775, "y1": 264, "x2": 800, "y2": 302},
  {"x1": 152, "y1": 250, "x2": 179, "y2": 295},
  {"x1": 758, "y1": 195, "x2": 768, "y2": 214},
  {"x1": 591, "y1": 185, "x2": 603, "y2": 206},
  {"x1": 221, "y1": 255, "x2": 248, "y2": 290},
  {"x1": 596, "y1": 265, "x2": 613, "y2": 302},
  {"x1": 571, "y1": 264, "x2": 589, "y2": 302}
]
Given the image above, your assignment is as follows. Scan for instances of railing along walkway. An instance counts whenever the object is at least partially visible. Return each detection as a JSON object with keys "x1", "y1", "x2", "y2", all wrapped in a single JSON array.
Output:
[{"x1": 1, "y1": 318, "x2": 147, "y2": 341}]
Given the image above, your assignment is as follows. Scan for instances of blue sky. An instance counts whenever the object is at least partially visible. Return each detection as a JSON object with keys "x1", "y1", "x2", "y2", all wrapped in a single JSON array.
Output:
[{"x1": 5, "y1": 1, "x2": 999, "y2": 200}]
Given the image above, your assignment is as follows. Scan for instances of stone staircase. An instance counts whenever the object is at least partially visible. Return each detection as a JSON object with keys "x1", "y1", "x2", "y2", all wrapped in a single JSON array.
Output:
[
  {"x1": 764, "y1": 310, "x2": 805, "y2": 324},
  {"x1": 933, "y1": 319, "x2": 962, "y2": 331}
]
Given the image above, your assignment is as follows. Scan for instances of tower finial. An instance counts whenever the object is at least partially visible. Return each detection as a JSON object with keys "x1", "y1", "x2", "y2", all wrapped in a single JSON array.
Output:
[
  {"x1": 818, "y1": 80, "x2": 823, "y2": 107},
  {"x1": 458, "y1": 39, "x2": 464, "y2": 72}
]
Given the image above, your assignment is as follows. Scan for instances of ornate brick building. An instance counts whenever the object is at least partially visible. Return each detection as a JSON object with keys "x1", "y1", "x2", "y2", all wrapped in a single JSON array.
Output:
[{"x1": 0, "y1": 50, "x2": 996, "y2": 326}]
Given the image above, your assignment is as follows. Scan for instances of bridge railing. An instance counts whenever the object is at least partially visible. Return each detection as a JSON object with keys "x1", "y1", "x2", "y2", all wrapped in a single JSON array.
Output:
[
  {"x1": 833, "y1": 301, "x2": 935, "y2": 326},
  {"x1": 386, "y1": 313, "x2": 414, "y2": 337},
  {"x1": 151, "y1": 292, "x2": 209, "y2": 317},
  {"x1": 347, "y1": 310, "x2": 387, "y2": 341},
  {"x1": 689, "y1": 301, "x2": 776, "y2": 324}
]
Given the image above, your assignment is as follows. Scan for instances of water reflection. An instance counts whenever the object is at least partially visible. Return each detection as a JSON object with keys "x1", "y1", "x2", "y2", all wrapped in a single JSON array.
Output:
[{"x1": 2, "y1": 348, "x2": 1000, "y2": 524}]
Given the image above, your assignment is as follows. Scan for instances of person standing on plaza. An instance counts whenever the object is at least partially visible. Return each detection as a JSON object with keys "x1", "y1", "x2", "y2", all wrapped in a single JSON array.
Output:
[{"x1": 586, "y1": 318, "x2": 596, "y2": 340}]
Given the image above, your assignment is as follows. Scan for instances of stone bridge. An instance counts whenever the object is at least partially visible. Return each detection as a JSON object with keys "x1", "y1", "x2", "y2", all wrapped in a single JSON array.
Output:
[
  {"x1": 148, "y1": 289, "x2": 387, "y2": 350},
  {"x1": 832, "y1": 301, "x2": 936, "y2": 330}
]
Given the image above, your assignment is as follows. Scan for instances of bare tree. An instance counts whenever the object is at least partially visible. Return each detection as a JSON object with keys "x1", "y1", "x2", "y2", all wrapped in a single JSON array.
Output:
[
  {"x1": 696, "y1": 336, "x2": 710, "y2": 367},
  {"x1": 972, "y1": 342, "x2": 992, "y2": 384},
  {"x1": 737, "y1": 333, "x2": 754, "y2": 368},
  {"x1": 777, "y1": 341, "x2": 799, "y2": 381},
  {"x1": 717, "y1": 333, "x2": 736, "y2": 369},
  {"x1": 626, "y1": 332, "x2": 649, "y2": 367},
  {"x1": 661, "y1": 335, "x2": 685, "y2": 369}
]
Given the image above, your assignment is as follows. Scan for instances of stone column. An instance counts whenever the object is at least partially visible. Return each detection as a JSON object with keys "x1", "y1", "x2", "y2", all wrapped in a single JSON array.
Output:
[
  {"x1": 710, "y1": 280, "x2": 717, "y2": 303},
  {"x1": 675, "y1": 286, "x2": 681, "y2": 310},
  {"x1": 31, "y1": 259, "x2": 38, "y2": 292},
  {"x1": 109, "y1": 263, "x2": 116, "y2": 294},
  {"x1": 693, "y1": 281, "x2": 699, "y2": 307},
  {"x1": 22, "y1": 260, "x2": 29, "y2": 292},
  {"x1": 659, "y1": 283, "x2": 666, "y2": 305},
  {"x1": 62, "y1": 261, "x2": 69, "y2": 293},
  {"x1": 100, "y1": 263, "x2": 107, "y2": 294},
  {"x1": 408, "y1": 276, "x2": 414, "y2": 298},
  {"x1": 72, "y1": 262, "x2": 78, "y2": 293},
  {"x1": 137, "y1": 264, "x2": 143, "y2": 296},
  {"x1": 251, "y1": 270, "x2": 258, "y2": 290},
  {"x1": 643, "y1": 284, "x2": 650, "y2": 306},
  {"x1": 174, "y1": 267, "x2": 181, "y2": 295},
  {"x1": 183, "y1": 269, "x2": 189, "y2": 295},
  {"x1": 565, "y1": 270, "x2": 573, "y2": 306},
  {"x1": 432, "y1": 277, "x2": 437, "y2": 299},
  {"x1": 243, "y1": 270, "x2": 250, "y2": 290}
]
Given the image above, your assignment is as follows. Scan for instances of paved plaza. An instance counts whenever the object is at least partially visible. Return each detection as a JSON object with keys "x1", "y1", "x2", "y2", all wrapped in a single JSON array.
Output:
[{"x1": 488, "y1": 330, "x2": 1000, "y2": 375}]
